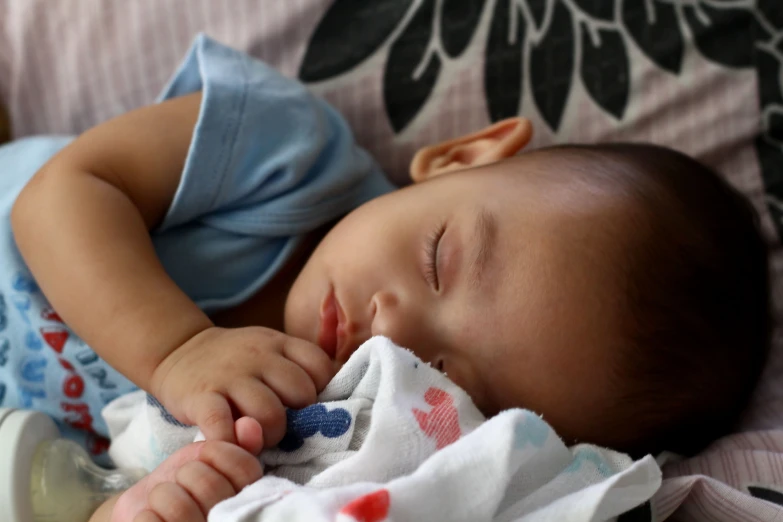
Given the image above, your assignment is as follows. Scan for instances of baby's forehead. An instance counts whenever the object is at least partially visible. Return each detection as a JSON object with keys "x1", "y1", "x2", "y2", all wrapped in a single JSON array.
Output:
[
  {"x1": 495, "y1": 149, "x2": 642, "y2": 191},
  {"x1": 486, "y1": 156, "x2": 644, "y2": 223}
]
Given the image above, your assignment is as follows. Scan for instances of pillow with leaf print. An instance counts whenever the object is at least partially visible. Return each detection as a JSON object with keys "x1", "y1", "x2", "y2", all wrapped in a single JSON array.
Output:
[
  {"x1": 2, "y1": 1, "x2": 779, "y2": 237},
  {"x1": 2, "y1": 2, "x2": 783, "y2": 429},
  {"x1": 300, "y1": 1, "x2": 783, "y2": 435}
]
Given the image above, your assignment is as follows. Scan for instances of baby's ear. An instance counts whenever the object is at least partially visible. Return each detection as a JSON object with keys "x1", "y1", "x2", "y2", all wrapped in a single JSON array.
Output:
[{"x1": 409, "y1": 118, "x2": 533, "y2": 183}]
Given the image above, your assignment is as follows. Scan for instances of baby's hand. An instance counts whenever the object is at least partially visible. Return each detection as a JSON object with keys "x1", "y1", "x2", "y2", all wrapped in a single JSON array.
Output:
[
  {"x1": 151, "y1": 326, "x2": 334, "y2": 446},
  {"x1": 112, "y1": 417, "x2": 264, "y2": 522}
]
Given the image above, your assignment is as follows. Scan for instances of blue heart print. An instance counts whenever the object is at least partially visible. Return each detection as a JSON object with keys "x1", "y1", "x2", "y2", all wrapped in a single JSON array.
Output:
[
  {"x1": 12, "y1": 272, "x2": 39, "y2": 293},
  {"x1": 565, "y1": 447, "x2": 614, "y2": 478},
  {"x1": 514, "y1": 411, "x2": 550, "y2": 450},
  {"x1": 18, "y1": 386, "x2": 46, "y2": 407},
  {"x1": 12, "y1": 295, "x2": 31, "y2": 324},
  {"x1": 25, "y1": 331, "x2": 42, "y2": 351},
  {"x1": 278, "y1": 404, "x2": 352, "y2": 452},
  {"x1": 21, "y1": 357, "x2": 47, "y2": 383}
]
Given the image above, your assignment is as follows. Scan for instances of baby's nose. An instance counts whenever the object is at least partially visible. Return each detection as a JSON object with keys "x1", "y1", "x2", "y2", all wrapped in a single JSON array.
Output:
[
  {"x1": 369, "y1": 290, "x2": 435, "y2": 355},
  {"x1": 370, "y1": 290, "x2": 402, "y2": 339}
]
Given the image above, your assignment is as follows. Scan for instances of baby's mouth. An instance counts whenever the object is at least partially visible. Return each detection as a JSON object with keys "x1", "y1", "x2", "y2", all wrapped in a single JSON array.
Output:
[
  {"x1": 318, "y1": 286, "x2": 364, "y2": 363},
  {"x1": 318, "y1": 288, "x2": 339, "y2": 359}
]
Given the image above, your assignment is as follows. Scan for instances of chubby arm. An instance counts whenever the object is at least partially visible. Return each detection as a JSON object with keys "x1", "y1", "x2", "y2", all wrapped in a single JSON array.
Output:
[
  {"x1": 11, "y1": 92, "x2": 210, "y2": 392},
  {"x1": 12, "y1": 92, "x2": 334, "y2": 444}
]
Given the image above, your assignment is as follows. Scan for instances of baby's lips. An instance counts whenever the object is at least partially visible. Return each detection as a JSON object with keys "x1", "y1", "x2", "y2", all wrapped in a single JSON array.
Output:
[{"x1": 318, "y1": 289, "x2": 339, "y2": 359}]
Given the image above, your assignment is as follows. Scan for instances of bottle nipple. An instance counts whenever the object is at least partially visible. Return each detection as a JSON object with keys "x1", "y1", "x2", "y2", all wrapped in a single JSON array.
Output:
[{"x1": 0, "y1": 408, "x2": 146, "y2": 522}]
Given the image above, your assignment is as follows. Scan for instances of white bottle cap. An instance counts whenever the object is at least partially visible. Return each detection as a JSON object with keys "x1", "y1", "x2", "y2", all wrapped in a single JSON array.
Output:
[{"x1": 0, "y1": 408, "x2": 60, "y2": 522}]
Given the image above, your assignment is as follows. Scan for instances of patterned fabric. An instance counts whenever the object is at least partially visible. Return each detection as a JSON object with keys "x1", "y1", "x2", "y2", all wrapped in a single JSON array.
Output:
[
  {"x1": 1, "y1": 1, "x2": 782, "y2": 519},
  {"x1": 108, "y1": 337, "x2": 663, "y2": 521},
  {"x1": 0, "y1": 136, "x2": 125, "y2": 466}
]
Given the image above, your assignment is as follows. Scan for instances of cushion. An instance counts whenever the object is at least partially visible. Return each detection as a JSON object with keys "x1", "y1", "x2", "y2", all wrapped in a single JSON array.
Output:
[{"x1": 2, "y1": 0, "x2": 783, "y2": 518}]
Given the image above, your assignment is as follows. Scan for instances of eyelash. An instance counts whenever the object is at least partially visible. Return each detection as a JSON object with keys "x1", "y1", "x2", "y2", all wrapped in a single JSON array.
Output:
[{"x1": 425, "y1": 222, "x2": 446, "y2": 291}]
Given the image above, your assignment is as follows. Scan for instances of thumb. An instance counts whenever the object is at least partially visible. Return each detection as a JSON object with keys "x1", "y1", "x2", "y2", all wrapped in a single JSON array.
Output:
[{"x1": 235, "y1": 416, "x2": 264, "y2": 455}]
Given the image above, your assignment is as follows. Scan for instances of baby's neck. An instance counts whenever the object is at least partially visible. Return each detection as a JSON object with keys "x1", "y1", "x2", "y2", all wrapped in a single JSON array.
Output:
[{"x1": 209, "y1": 228, "x2": 325, "y2": 331}]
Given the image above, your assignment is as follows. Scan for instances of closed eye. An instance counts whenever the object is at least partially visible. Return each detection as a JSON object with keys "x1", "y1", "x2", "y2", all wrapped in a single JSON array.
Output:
[{"x1": 424, "y1": 223, "x2": 446, "y2": 291}]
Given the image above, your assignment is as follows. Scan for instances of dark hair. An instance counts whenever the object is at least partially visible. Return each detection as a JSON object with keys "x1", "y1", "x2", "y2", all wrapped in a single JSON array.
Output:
[{"x1": 547, "y1": 143, "x2": 771, "y2": 457}]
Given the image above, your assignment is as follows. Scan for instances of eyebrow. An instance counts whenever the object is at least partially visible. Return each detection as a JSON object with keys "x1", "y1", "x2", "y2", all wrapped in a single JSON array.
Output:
[{"x1": 469, "y1": 208, "x2": 498, "y2": 291}]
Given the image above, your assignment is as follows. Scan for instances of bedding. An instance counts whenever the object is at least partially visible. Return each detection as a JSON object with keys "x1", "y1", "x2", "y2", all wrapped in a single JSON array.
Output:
[
  {"x1": 103, "y1": 337, "x2": 661, "y2": 521},
  {"x1": 1, "y1": 0, "x2": 782, "y2": 519}
]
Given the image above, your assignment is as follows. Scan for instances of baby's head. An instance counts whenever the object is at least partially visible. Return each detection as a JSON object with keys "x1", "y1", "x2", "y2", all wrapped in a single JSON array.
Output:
[{"x1": 285, "y1": 119, "x2": 770, "y2": 456}]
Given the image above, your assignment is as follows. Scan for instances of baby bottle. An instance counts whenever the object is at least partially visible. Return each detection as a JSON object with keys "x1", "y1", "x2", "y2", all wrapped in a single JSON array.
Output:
[{"x1": 0, "y1": 407, "x2": 147, "y2": 522}]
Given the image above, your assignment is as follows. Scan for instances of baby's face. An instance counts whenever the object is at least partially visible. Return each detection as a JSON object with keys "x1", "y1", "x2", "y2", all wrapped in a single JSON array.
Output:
[{"x1": 286, "y1": 154, "x2": 633, "y2": 443}]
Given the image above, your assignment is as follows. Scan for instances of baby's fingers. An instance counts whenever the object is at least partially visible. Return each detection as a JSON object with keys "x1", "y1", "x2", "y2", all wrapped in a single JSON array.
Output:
[
  {"x1": 235, "y1": 417, "x2": 264, "y2": 456},
  {"x1": 132, "y1": 511, "x2": 164, "y2": 522},
  {"x1": 230, "y1": 380, "x2": 287, "y2": 446},
  {"x1": 197, "y1": 440, "x2": 263, "y2": 492},
  {"x1": 145, "y1": 482, "x2": 204, "y2": 522},
  {"x1": 283, "y1": 336, "x2": 336, "y2": 392},
  {"x1": 175, "y1": 461, "x2": 236, "y2": 516},
  {"x1": 190, "y1": 392, "x2": 235, "y2": 444},
  {"x1": 259, "y1": 356, "x2": 319, "y2": 408}
]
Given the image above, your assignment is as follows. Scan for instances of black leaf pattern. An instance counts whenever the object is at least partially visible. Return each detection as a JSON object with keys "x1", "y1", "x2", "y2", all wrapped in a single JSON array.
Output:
[
  {"x1": 580, "y1": 23, "x2": 629, "y2": 119},
  {"x1": 299, "y1": 0, "x2": 414, "y2": 82},
  {"x1": 683, "y1": 4, "x2": 763, "y2": 69},
  {"x1": 574, "y1": 0, "x2": 615, "y2": 22},
  {"x1": 757, "y1": 48, "x2": 783, "y2": 108},
  {"x1": 769, "y1": 109, "x2": 783, "y2": 144},
  {"x1": 524, "y1": 0, "x2": 547, "y2": 31},
  {"x1": 756, "y1": 32, "x2": 783, "y2": 238},
  {"x1": 758, "y1": 136, "x2": 783, "y2": 233},
  {"x1": 754, "y1": 2, "x2": 783, "y2": 241},
  {"x1": 530, "y1": 0, "x2": 574, "y2": 131},
  {"x1": 748, "y1": 485, "x2": 783, "y2": 506},
  {"x1": 384, "y1": 0, "x2": 441, "y2": 132},
  {"x1": 485, "y1": 0, "x2": 526, "y2": 122},
  {"x1": 441, "y1": 0, "x2": 487, "y2": 58},
  {"x1": 759, "y1": 0, "x2": 783, "y2": 29},
  {"x1": 622, "y1": 0, "x2": 684, "y2": 74}
]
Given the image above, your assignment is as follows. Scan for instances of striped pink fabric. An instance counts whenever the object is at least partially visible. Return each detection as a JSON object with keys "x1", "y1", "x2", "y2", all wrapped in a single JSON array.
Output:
[{"x1": 1, "y1": 1, "x2": 782, "y2": 519}]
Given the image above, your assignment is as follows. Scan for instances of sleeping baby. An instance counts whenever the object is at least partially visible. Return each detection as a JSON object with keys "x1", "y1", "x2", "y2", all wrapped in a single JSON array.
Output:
[{"x1": 0, "y1": 36, "x2": 769, "y2": 521}]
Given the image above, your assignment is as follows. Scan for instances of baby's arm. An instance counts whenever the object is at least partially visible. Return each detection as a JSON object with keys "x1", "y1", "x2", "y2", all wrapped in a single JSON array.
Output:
[
  {"x1": 12, "y1": 93, "x2": 334, "y2": 443},
  {"x1": 12, "y1": 92, "x2": 208, "y2": 395},
  {"x1": 90, "y1": 417, "x2": 264, "y2": 522}
]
